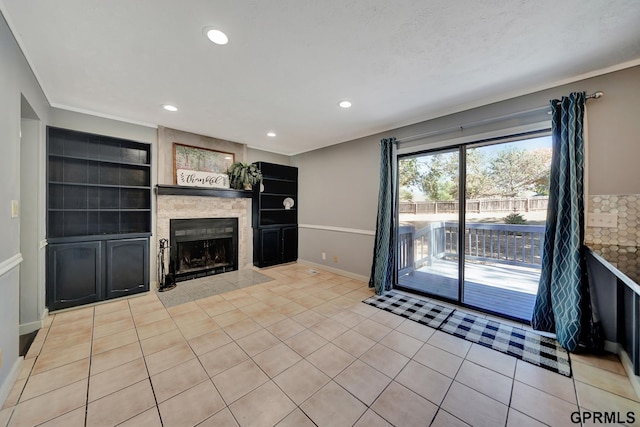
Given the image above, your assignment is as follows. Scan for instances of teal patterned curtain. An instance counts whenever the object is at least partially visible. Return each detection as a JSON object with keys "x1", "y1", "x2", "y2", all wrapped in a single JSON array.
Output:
[
  {"x1": 369, "y1": 138, "x2": 396, "y2": 295},
  {"x1": 532, "y1": 92, "x2": 600, "y2": 352}
]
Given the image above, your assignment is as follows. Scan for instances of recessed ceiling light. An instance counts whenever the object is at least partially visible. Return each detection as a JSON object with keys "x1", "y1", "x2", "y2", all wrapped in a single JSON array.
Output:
[
  {"x1": 205, "y1": 28, "x2": 229, "y2": 45},
  {"x1": 163, "y1": 104, "x2": 178, "y2": 112},
  {"x1": 267, "y1": 132, "x2": 276, "y2": 137},
  {"x1": 338, "y1": 100, "x2": 352, "y2": 109}
]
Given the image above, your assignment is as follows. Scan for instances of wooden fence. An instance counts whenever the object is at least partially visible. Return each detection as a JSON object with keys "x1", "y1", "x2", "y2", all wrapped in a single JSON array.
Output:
[{"x1": 399, "y1": 197, "x2": 548, "y2": 215}]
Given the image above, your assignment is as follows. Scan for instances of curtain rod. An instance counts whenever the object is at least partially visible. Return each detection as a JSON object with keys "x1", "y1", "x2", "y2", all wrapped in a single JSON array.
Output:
[
  {"x1": 394, "y1": 91, "x2": 603, "y2": 144},
  {"x1": 586, "y1": 91, "x2": 604, "y2": 100}
]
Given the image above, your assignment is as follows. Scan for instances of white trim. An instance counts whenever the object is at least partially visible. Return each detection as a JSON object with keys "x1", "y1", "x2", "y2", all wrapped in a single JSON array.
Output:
[
  {"x1": 246, "y1": 145, "x2": 293, "y2": 157},
  {"x1": 299, "y1": 224, "x2": 375, "y2": 236},
  {"x1": 19, "y1": 307, "x2": 49, "y2": 335},
  {"x1": 19, "y1": 320, "x2": 42, "y2": 335},
  {"x1": 607, "y1": 341, "x2": 640, "y2": 400},
  {"x1": 0, "y1": 253, "x2": 23, "y2": 278},
  {"x1": 50, "y1": 103, "x2": 158, "y2": 129},
  {"x1": 0, "y1": 357, "x2": 23, "y2": 409},
  {"x1": 297, "y1": 259, "x2": 369, "y2": 282},
  {"x1": 0, "y1": 0, "x2": 51, "y2": 103},
  {"x1": 39, "y1": 240, "x2": 47, "y2": 249}
]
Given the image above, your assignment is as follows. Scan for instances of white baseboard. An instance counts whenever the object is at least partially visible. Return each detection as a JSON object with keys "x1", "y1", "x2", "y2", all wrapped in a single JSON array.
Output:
[
  {"x1": 0, "y1": 357, "x2": 23, "y2": 409},
  {"x1": 19, "y1": 320, "x2": 42, "y2": 336},
  {"x1": 18, "y1": 308, "x2": 50, "y2": 335},
  {"x1": 605, "y1": 340, "x2": 640, "y2": 400},
  {"x1": 297, "y1": 259, "x2": 369, "y2": 282},
  {"x1": 603, "y1": 340, "x2": 618, "y2": 354}
]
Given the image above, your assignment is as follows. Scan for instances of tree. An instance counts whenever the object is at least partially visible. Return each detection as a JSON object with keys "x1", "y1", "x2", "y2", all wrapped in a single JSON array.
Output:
[
  {"x1": 399, "y1": 158, "x2": 420, "y2": 187},
  {"x1": 488, "y1": 147, "x2": 552, "y2": 197},
  {"x1": 419, "y1": 153, "x2": 458, "y2": 201},
  {"x1": 530, "y1": 148, "x2": 552, "y2": 195},
  {"x1": 399, "y1": 144, "x2": 551, "y2": 202},
  {"x1": 463, "y1": 149, "x2": 494, "y2": 199},
  {"x1": 399, "y1": 189, "x2": 414, "y2": 201}
]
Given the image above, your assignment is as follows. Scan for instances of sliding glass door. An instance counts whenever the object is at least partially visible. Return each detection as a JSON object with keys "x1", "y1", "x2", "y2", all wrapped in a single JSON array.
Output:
[
  {"x1": 397, "y1": 134, "x2": 551, "y2": 321},
  {"x1": 397, "y1": 148, "x2": 461, "y2": 301}
]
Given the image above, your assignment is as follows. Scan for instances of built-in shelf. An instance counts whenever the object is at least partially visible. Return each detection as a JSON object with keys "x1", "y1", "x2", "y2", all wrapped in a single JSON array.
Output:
[
  {"x1": 156, "y1": 185, "x2": 253, "y2": 198},
  {"x1": 46, "y1": 126, "x2": 151, "y2": 311},
  {"x1": 252, "y1": 162, "x2": 298, "y2": 267}
]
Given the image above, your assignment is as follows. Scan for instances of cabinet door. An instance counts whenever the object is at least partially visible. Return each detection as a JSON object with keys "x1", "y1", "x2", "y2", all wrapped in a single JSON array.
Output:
[
  {"x1": 106, "y1": 238, "x2": 149, "y2": 299},
  {"x1": 257, "y1": 228, "x2": 281, "y2": 267},
  {"x1": 47, "y1": 242, "x2": 101, "y2": 310},
  {"x1": 282, "y1": 226, "x2": 298, "y2": 263}
]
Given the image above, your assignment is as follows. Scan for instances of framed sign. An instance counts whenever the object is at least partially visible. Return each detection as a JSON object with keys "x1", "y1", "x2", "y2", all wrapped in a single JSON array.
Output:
[{"x1": 173, "y1": 143, "x2": 235, "y2": 188}]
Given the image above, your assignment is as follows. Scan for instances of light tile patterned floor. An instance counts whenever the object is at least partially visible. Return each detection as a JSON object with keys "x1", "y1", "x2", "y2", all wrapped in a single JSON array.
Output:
[{"x1": 1, "y1": 264, "x2": 640, "y2": 426}]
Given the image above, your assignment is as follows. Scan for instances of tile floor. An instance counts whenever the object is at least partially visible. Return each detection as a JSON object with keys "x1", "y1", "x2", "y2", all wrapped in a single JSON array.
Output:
[{"x1": 1, "y1": 264, "x2": 639, "y2": 426}]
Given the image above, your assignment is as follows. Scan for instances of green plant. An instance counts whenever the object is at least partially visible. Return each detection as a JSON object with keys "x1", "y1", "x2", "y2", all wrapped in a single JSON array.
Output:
[
  {"x1": 400, "y1": 189, "x2": 414, "y2": 202},
  {"x1": 504, "y1": 212, "x2": 527, "y2": 224},
  {"x1": 227, "y1": 162, "x2": 262, "y2": 189}
]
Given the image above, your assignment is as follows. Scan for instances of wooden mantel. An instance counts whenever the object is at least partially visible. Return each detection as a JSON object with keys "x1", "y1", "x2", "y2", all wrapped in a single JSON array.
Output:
[{"x1": 155, "y1": 185, "x2": 253, "y2": 198}]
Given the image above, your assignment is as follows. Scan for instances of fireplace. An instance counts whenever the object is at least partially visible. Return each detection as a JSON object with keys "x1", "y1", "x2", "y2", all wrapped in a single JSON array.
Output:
[{"x1": 170, "y1": 217, "x2": 238, "y2": 282}]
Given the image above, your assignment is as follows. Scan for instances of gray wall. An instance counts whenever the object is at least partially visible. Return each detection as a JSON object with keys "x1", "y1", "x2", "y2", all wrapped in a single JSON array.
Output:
[
  {"x1": 583, "y1": 66, "x2": 640, "y2": 195},
  {"x1": 247, "y1": 148, "x2": 291, "y2": 166},
  {"x1": 0, "y1": 12, "x2": 50, "y2": 402},
  {"x1": 292, "y1": 136, "x2": 383, "y2": 277},
  {"x1": 293, "y1": 65, "x2": 640, "y2": 278}
]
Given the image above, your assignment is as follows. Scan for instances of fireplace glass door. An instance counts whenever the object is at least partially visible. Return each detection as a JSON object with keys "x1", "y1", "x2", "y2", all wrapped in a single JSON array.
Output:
[{"x1": 170, "y1": 217, "x2": 238, "y2": 281}]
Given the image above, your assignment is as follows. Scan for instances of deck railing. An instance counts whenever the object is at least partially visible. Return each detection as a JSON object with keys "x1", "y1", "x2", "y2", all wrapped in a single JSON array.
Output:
[{"x1": 398, "y1": 222, "x2": 545, "y2": 274}]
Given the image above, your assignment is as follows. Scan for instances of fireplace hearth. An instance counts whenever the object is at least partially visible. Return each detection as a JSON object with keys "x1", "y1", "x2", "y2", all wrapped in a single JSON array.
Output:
[{"x1": 170, "y1": 217, "x2": 238, "y2": 282}]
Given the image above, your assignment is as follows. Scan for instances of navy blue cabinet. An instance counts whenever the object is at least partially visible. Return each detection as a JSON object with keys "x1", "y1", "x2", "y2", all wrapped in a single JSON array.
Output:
[
  {"x1": 106, "y1": 238, "x2": 149, "y2": 299},
  {"x1": 252, "y1": 162, "x2": 298, "y2": 267},
  {"x1": 47, "y1": 241, "x2": 102, "y2": 310},
  {"x1": 46, "y1": 127, "x2": 151, "y2": 311}
]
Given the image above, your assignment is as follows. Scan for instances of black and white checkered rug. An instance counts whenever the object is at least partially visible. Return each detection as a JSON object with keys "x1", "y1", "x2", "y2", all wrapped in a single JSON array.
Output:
[
  {"x1": 441, "y1": 310, "x2": 571, "y2": 376},
  {"x1": 363, "y1": 291, "x2": 455, "y2": 329},
  {"x1": 363, "y1": 291, "x2": 571, "y2": 377}
]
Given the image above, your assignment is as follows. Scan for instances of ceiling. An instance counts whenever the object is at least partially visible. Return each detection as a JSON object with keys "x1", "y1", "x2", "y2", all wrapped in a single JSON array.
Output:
[{"x1": 2, "y1": 1, "x2": 640, "y2": 155}]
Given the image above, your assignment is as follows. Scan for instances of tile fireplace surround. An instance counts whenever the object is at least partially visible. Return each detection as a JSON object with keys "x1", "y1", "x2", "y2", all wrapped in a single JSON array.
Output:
[{"x1": 156, "y1": 194, "x2": 252, "y2": 273}]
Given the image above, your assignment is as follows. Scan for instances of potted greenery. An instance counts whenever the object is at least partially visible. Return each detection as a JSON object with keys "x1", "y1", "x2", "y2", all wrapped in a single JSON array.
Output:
[{"x1": 227, "y1": 162, "x2": 262, "y2": 190}]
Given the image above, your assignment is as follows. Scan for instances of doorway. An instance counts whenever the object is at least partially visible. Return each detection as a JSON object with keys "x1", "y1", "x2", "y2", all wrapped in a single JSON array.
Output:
[
  {"x1": 396, "y1": 133, "x2": 551, "y2": 322},
  {"x1": 19, "y1": 95, "x2": 45, "y2": 335}
]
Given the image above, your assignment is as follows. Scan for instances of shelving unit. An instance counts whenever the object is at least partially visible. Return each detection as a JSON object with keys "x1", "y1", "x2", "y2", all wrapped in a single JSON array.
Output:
[
  {"x1": 46, "y1": 127, "x2": 151, "y2": 310},
  {"x1": 252, "y1": 162, "x2": 298, "y2": 267}
]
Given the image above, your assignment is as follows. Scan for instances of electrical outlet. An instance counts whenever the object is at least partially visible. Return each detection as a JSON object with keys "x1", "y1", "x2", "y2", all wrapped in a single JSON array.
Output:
[
  {"x1": 322, "y1": 252, "x2": 326, "y2": 260},
  {"x1": 333, "y1": 255, "x2": 338, "y2": 263},
  {"x1": 11, "y1": 200, "x2": 19, "y2": 218},
  {"x1": 588, "y1": 213, "x2": 617, "y2": 228}
]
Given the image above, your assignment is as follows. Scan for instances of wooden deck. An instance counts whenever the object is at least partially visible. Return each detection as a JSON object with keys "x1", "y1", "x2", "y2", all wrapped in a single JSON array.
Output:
[{"x1": 398, "y1": 260, "x2": 539, "y2": 321}]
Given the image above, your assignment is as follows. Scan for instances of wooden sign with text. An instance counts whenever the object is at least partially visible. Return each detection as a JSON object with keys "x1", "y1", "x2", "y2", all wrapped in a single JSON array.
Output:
[{"x1": 176, "y1": 169, "x2": 229, "y2": 188}]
